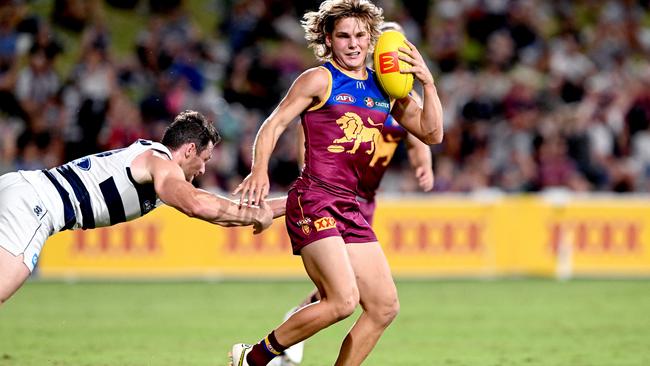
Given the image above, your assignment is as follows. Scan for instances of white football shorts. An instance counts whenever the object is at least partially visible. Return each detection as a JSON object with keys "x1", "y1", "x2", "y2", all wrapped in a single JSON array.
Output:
[{"x1": 0, "y1": 172, "x2": 56, "y2": 272}]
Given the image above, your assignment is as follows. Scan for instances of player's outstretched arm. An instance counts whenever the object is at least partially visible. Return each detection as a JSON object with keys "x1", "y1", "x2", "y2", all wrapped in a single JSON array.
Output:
[
  {"x1": 265, "y1": 196, "x2": 288, "y2": 218},
  {"x1": 233, "y1": 67, "x2": 329, "y2": 206},
  {"x1": 391, "y1": 40, "x2": 444, "y2": 145},
  {"x1": 147, "y1": 152, "x2": 274, "y2": 234}
]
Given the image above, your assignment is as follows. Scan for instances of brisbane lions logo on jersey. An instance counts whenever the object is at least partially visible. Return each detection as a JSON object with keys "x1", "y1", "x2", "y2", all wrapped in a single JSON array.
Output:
[{"x1": 327, "y1": 112, "x2": 383, "y2": 155}]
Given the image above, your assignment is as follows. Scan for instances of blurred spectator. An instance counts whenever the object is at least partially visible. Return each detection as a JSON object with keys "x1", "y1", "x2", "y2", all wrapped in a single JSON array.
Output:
[
  {"x1": 51, "y1": 0, "x2": 99, "y2": 32},
  {"x1": 15, "y1": 44, "x2": 60, "y2": 129},
  {"x1": 2, "y1": 0, "x2": 650, "y2": 195},
  {"x1": 0, "y1": 4, "x2": 29, "y2": 122},
  {"x1": 67, "y1": 27, "x2": 117, "y2": 159},
  {"x1": 100, "y1": 90, "x2": 145, "y2": 150}
]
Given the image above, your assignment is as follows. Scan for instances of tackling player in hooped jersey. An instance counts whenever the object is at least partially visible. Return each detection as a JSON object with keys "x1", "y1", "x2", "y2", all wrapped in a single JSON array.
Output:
[
  {"x1": 231, "y1": 1, "x2": 443, "y2": 366},
  {"x1": 0, "y1": 110, "x2": 284, "y2": 306}
]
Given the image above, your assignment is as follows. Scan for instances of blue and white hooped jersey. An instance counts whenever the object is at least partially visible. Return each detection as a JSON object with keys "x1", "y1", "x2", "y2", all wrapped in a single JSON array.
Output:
[{"x1": 26, "y1": 139, "x2": 171, "y2": 230}]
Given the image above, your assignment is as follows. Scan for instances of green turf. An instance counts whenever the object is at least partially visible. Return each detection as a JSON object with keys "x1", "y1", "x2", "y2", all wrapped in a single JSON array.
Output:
[{"x1": 1, "y1": 279, "x2": 649, "y2": 366}]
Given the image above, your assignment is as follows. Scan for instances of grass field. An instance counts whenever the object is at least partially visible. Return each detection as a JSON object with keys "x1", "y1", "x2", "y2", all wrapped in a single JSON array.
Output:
[{"x1": 1, "y1": 279, "x2": 650, "y2": 366}]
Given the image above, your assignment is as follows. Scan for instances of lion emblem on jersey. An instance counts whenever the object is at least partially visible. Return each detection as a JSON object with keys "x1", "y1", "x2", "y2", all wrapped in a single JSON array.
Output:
[{"x1": 328, "y1": 112, "x2": 383, "y2": 155}]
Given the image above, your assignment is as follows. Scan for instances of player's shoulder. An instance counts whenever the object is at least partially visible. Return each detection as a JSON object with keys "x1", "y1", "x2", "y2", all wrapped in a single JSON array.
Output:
[
  {"x1": 130, "y1": 140, "x2": 175, "y2": 182},
  {"x1": 129, "y1": 139, "x2": 172, "y2": 159},
  {"x1": 297, "y1": 66, "x2": 330, "y2": 86},
  {"x1": 129, "y1": 139, "x2": 173, "y2": 165},
  {"x1": 286, "y1": 66, "x2": 331, "y2": 100},
  {"x1": 135, "y1": 148, "x2": 171, "y2": 166}
]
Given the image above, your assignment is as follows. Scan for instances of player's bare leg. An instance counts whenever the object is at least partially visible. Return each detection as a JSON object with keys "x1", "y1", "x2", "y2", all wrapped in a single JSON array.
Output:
[
  {"x1": 334, "y1": 242, "x2": 399, "y2": 366},
  {"x1": 274, "y1": 236, "x2": 359, "y2": 344},
  {"x1": 0, "y1": 247, "x2": 30, "y2": 305},
  {"x1": 240, "y1": 237, "x2": 360, "y2": 365},
  {"x1": 267, "y1": 288, "x2": 320, "y2": 365},
  {"x1": 239, "y1": 237, "x2": 359, "y2": 366}
]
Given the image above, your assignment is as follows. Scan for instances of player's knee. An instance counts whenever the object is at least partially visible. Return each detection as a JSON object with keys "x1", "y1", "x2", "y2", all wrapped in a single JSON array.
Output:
[
  {"x1": 327, "y1": 288, "x2": 359, "y2": 322},
  {"x1": 0, "y1": 260, "x2": 29, "y2": 306},
  {"x1": 383, "y1": 296, "x2": 401, "y2": 325},
  {"x1": 368, "y1": 294, "x2": 400, "y2": 328},
  {"x1": 333, "y1": 297, "x2": 358, "y2": 321}
]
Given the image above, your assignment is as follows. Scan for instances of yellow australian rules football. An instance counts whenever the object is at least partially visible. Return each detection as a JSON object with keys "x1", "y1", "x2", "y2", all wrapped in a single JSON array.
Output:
[{"x1": 373, "y1": 30, "x2": 414, "y2": 99}]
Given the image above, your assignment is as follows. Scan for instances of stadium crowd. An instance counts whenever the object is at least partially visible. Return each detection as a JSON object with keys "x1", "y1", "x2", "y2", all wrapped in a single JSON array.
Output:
[{"x1": 1, "y1": 0, "x2": 650, "y2": 194}]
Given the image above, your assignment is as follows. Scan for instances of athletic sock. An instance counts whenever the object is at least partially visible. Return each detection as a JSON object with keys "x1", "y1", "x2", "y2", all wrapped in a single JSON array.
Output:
[{"x1": 246, "y1": 331, "x2": 287, "y2": 366}]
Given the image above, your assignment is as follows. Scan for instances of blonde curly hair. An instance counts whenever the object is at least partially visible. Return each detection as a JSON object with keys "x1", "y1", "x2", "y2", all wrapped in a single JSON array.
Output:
[{"x1": 301, "y1": 0, "x2": 384, "y2": 61}]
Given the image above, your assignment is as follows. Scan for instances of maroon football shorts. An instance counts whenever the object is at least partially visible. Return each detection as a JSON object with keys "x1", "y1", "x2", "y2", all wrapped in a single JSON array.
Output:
[
  {"x1": 285, "y1": 184, "x2": 377, "y2": 255},
  {"x1": 356, "y1": 196, "x2": 377, "y2": 226}
]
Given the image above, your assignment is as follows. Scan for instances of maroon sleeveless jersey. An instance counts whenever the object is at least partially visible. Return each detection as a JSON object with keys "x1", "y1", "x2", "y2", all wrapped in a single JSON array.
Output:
[{"x1": 299, "y1": 62, "x2": 392, "y2": 196}]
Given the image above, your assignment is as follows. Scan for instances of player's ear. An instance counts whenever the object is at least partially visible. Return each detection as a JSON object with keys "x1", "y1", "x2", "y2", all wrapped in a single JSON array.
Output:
[
  {"x1": 184, "y1": 143, "x2": 196, "y2": 158},
  {"x1": 325, "y1": 33, "x2": 332, "y2": 48}
]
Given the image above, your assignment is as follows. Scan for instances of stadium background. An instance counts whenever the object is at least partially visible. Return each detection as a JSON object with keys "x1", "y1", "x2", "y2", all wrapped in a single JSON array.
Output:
[{"x1": 2, "y1": 1, "x2": 650, "y2": 365}]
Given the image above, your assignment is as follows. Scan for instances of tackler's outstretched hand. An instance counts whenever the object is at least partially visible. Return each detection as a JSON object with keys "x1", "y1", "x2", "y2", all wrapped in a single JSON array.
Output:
[
  {"x1": 399, "y1": 40, "x2": 434, "y2": 87},
  {"x1": 253, "y1": 201, "x2": 274, "y2": 235}
]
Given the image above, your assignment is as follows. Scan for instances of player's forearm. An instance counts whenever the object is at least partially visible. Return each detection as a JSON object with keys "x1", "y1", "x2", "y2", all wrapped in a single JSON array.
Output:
[
  {"x1": 420, "y1": 83, "x2": 444, "y2": 144},
  {"x1": 407, "y1": 140, "x2": 432, "y2": 171},
  {"x1": 213, "y1": 200, "x2": 265, "y2": 227},
  {"x1": 251, "y1": 120, "x2": 283, "y2": 173},
  {"x1": 266, "y1": 196, "x2": 287, "y2": 218},
  {"x1": 190, "y1": 190, "x2": 265, "y2": 226}
]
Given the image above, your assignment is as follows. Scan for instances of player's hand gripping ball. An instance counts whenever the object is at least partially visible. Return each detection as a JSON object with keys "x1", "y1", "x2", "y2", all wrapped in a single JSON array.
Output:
[{"x1": 373, "y1": 30, "x2": 414, "y2": 99}]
